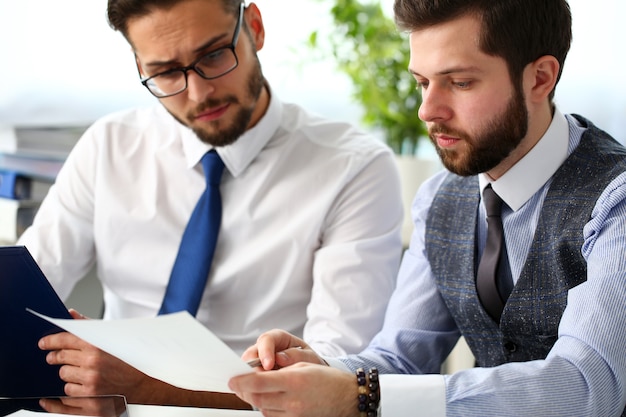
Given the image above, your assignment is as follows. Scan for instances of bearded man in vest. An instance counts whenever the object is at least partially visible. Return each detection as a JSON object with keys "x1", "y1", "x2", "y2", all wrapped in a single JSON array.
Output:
[{"x1": 228, "y1": 0, "x2": 626, "y2": 416}]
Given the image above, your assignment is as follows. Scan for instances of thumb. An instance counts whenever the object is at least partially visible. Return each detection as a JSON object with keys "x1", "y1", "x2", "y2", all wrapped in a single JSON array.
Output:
[
  {"x1": 68, "y1": 309, "x2": 89, "y2": 320},
  {"x1": 275, "y1": 347, "x2": 325, "y2": 368}
]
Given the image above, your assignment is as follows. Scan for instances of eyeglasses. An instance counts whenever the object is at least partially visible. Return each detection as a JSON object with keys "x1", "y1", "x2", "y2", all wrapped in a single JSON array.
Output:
[{"x1": 138, "y1": 2, "x2": 245, "y2": 98}]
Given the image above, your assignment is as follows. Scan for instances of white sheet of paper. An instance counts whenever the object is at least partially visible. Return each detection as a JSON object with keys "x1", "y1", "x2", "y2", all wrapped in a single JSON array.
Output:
[
  {"x1": 28, "y1": 310, "x2": 253, "y2": 393},
  {"x1": 128, "y1": 404, "x2": 263, "y2": 417},
  {"x1": 3, "y1": 404, "x2": 262, "y2": 417},
  {"x1": 5, "y1": 412, "x2": 73, "y2": 417}
]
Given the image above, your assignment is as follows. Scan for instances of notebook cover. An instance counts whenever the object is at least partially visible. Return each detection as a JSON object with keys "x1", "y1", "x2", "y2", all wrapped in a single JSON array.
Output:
[{"x1": 0, "y1": 245, "x2": 72, "y2": 397}]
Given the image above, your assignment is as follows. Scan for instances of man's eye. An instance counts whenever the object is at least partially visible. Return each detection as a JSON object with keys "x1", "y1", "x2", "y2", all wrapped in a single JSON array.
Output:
[
  {"x1": 156, "y1": 70, "x2": 182, "y2": 81},
  {"x1": 454, "y1": 81, "x2": 472, "y2": 89},
  {"x1": 199, "y1": 48, "x2": 227, "y2": 66}
]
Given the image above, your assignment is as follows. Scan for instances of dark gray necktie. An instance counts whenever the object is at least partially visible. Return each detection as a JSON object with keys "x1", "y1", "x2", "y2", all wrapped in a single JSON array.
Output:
[{"x1": 476, "y1": 185, "x2": 508, "y2": 322}]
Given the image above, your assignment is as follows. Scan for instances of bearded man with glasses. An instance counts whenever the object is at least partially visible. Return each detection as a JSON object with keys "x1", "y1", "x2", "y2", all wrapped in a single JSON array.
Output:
[{"x1": 18, "y1": 0, "x2": 404, "y2": 409}]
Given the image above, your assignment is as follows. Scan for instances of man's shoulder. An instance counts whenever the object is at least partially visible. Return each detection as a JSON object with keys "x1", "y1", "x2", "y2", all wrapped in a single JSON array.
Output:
[
  {"x1": 569, "y1": 114, "x2": 625, "y2": 149},
  {"x1": 74, "y1": 104, "x2": 183, "y2": 156},
  {"x1": 279, "y1": 101, "x2": 392, "y2": 157},
  {"x1": 91, "y1": 104, "x2": 174, "y2": 133}
]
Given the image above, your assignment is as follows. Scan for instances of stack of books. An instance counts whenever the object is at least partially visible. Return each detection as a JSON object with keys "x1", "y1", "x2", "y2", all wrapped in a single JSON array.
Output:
[
  {"x1": 0, "y1": 125, "x2": 87, "y2": 160},
  {"x1": 0, "y1": 124, "x2": 89, "y2": 244}
]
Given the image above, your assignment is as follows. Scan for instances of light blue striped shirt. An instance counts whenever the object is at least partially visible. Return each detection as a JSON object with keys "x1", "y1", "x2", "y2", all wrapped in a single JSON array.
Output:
[{"x1": 338, "y1": 111, "x2": 626, "y2": 416}]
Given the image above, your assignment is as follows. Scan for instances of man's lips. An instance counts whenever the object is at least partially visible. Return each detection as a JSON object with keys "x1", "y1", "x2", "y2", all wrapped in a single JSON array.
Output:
[
  {"x1": 195, "y1": 103, "x2": 230, "y2": 122},
  {"x1": 433, "y1": 133, "x2": 461, "y2": 148}
]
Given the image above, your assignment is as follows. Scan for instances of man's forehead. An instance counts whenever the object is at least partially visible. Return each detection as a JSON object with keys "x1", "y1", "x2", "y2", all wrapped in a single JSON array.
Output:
[
  {"x1": 127, "y1": 1, "x2": 231, "y2": 59},
  {"x1": 407, "y1": 16, "x2": 487, "y2": 73}
]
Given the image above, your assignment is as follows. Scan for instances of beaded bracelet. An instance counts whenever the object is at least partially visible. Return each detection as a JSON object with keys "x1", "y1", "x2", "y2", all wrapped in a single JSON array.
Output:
[{"x1": 356, "y1": 367, "x2": 380, "y2": 417}]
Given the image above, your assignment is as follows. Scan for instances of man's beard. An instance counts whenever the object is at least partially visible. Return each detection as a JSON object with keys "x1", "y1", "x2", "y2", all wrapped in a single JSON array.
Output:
[
  {"x1": 429, "y1": 86, "x2": 528, "y2": 177},
  {"x1": 170, "y1": 55, "x2": 265, "y2": 147}
]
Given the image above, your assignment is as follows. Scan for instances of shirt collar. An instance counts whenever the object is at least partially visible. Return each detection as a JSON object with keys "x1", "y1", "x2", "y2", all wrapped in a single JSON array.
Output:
[
  {"x1": 478, "y1": 108, "x2": 569, "y2": 211},
  {"x1": 178, "y1": 83, "x2": 282, "y2": 177}
]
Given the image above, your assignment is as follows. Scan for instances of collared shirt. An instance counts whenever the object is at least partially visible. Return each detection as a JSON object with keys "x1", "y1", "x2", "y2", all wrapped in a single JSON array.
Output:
[
  {"x1": 331, "y1": 109, "x2": 626, "y2": 416},
  {"x1": 19, "y1": 90, "x2": 404, "y2": 356}
]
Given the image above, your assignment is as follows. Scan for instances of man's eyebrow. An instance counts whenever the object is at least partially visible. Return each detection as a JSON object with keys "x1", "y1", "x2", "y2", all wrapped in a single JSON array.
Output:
[
  {"x1": 409, "y1": 66, "x2": 483, "y2": 77},
  {"x1": 142, "y1": 33, "x2": 230, "y2": 68}
]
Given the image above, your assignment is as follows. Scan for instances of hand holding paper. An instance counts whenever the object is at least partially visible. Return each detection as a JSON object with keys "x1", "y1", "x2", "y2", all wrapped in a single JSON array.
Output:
[{"x1": 29, "y1": 310, "x2": 253, "y2": 393}]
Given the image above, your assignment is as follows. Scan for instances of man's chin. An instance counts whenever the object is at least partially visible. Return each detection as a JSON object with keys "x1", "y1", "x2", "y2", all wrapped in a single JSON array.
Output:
[
  {"x1": 191, "y1": 125, "x2": 242, "y2": 148},
  {"x1": 439, "y1": 153, "x2": 479, "y2": 177}
]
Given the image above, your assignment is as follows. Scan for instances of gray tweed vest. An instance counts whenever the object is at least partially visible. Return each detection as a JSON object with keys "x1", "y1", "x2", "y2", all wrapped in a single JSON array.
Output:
[{"x1": 425, "y1": 116, "x2": 626, "y2": 382}]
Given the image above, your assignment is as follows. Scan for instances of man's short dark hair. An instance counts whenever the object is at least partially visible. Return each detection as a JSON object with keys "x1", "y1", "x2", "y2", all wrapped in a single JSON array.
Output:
[
  {"x1": 107, "y1": 0, "x2": 242, "y2": 40},
  {"x1": 393, "y1": 0, "x2": 572, "y2": 99}
]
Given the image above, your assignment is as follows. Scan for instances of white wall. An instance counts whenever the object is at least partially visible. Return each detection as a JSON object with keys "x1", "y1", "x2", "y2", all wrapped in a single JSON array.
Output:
[
  {"x1": 555, "y1": 1, "x2": 626, "y2": 139},
  {"x1": 0, "y1": 0, "x2": 624, "y2": 142},
  {"x1": 0, "y1": 0, "x2": 360, "y2": 127}
]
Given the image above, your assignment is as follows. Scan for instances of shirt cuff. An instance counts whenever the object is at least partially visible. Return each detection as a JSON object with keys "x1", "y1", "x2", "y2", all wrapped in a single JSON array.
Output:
[
  {"x1": 323, "y1": 356, "x2": 351, "y2": 372},
  {"x1": 379, "y1": 374, "x2": 446, "y2": 417}
]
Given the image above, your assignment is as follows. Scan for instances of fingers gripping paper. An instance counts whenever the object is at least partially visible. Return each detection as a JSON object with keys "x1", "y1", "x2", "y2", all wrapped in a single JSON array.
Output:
[{"x1": 29, "y1": 310, "x2": 253, "y2": 393}]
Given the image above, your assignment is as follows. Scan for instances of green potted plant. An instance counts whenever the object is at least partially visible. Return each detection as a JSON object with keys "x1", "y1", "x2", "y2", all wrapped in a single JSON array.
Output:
[
  {"x1": 308, "y1": 0, "x2": 427, "y2": 155},
  {"x1": 308, "y1": 0, "x2": 440, "y2": 245}
]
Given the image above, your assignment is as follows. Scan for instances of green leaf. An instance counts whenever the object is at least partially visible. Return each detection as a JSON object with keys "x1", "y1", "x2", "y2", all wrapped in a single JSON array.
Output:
[{"x1": 308, "y1": 0, "x2": 427, "y2": 154}]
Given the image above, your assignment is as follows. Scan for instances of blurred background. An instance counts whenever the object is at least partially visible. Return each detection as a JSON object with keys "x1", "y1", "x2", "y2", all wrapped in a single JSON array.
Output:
[{"x1": 0, "y1": 0, "x2": 624, "y2": 141}]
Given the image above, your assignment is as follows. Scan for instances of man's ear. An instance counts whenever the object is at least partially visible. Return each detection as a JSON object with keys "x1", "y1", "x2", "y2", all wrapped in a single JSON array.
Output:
[
  {"x1": 525, "y1": 55, "x2": 560, "y2": 103},
  {"x1": 244, "y1": 3, "x2": 265, "y2": 51}
]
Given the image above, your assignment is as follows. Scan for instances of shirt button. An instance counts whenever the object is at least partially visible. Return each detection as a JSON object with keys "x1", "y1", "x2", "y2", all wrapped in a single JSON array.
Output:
[{"x1": 504, "y1": 341, "x2": 517, "y2": 352}]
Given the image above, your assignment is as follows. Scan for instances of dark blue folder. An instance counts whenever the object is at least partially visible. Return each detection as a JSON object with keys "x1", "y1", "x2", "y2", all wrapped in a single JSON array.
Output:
[{"x1": 0, "y1": 245, "x2": 72, "y2": 397}]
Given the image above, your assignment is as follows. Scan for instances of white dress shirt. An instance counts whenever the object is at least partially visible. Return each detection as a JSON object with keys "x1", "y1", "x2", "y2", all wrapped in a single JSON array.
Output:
[
  {"x1": 18, "y1": 90, "x2": 404, "y2": 356},
  {"x1": 330, "y1": 109, "x2": 626, "y2": 416}
]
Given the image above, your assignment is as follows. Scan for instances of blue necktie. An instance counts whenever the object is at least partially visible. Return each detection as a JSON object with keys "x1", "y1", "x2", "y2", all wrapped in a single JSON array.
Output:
[{"x1": 159, "y1": 150, "x2": 224, "y2": 316}]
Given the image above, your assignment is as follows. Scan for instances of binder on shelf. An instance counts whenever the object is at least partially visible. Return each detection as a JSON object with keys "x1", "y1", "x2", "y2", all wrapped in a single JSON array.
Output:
[
  {"x1": 0, "y1": 152, "x2": 64, "y2": 181},
  {"x1": 0, "y1": 124, "x2": 88, "y2": 160},
  {"x1": 0, "y1": 197, "x2": 41, "y2": 243},
  {"x1": 0, "y1": 169, "x2": 53, "y2": 200}
]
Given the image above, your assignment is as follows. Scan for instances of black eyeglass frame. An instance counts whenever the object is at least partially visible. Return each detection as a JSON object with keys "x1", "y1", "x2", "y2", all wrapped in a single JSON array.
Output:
[{"x1": 137, "y1": 2, "x2": 245, "y2": 98}]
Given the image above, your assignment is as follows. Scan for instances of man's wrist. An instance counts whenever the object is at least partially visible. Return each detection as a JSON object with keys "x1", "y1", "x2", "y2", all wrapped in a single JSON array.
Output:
[
  {"x1": 323, "y1": 356, "x2": 351, "y2": 371},
  {"x1": 355, "y1": 367, "x2": 380, "y2": 417}
]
